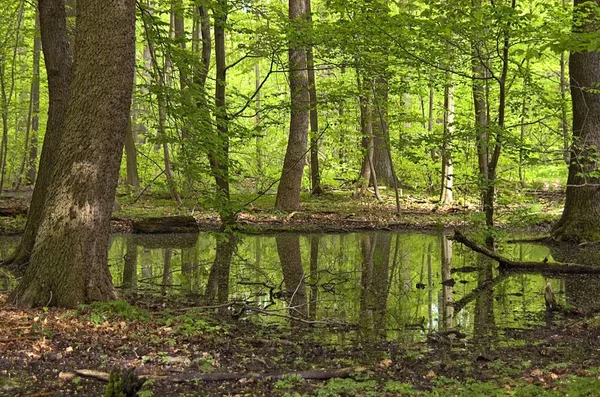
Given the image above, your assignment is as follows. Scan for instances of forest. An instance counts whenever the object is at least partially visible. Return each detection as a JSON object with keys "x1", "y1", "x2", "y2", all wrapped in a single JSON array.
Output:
[{"x1": 2, "y1": 0, "x2": 600, "y2": 395}]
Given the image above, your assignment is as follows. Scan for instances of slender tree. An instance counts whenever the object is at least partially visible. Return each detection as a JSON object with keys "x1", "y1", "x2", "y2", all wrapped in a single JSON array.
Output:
[
  {"x1": 211, "y1": 0, "x2": 233, "y2": 221},
  {"x1": 9, "y1": 0, "x2": 136, "y2": 308},
  {"x1": 306, "y1": 0, "x2": 322, "y2": 196}
]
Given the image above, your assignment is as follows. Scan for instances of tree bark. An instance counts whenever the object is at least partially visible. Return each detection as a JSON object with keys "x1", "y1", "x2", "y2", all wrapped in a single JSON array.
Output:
[
  {"x1": 306, "y1": 0, "x2": 322, "y2": 196},
  {"x1": 275, "y1": 0, "x2": 310, "y2": 211},
  {"x1": 355, "y1": 74, "x2": 377, "y2": 198},
  {"x1": 372, "y1": 76, "x2": 394, "y2": 187},
  {"x1": 124, "y1": 115, "x2": 139, "y2": 193},
  {"x1": 4, "y1": 0, "x2": 73, "y2": 269},
  {"x1": 211, "y1": 0, "x2": 232, "y2": 222},
  {"x1": 440, "y1": 74, "x2": 454, "y2": 205},
  {"x1": 552, "y1": 0, "x2": 600, "y2": 242},
  {"x1": 9, "y1": 0, "x2": 136, "y2": 308}
]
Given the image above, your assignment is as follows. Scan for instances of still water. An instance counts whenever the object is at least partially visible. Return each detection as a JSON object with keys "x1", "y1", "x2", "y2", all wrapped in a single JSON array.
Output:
[{"x1": 2, "y1": 231, "x2": 600, "y2": 344}]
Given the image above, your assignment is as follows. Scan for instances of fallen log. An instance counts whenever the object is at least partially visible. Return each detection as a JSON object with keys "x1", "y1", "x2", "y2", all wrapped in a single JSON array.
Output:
[
  {"x1": 66, "y1": 367, "x2": 366, "y2": 384},
  {"x1": 453, "y1": 230, "x2": 600, "y2": 275},
  {"x1": 170, "y1": 367, "x2": 366, "y2": 383},
  {"x1": 132, "y1": 216, "x2": 199, "y2": 234}
]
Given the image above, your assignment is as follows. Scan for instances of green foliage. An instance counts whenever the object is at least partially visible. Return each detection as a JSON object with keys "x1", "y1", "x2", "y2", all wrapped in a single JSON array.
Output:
[
  {"x1": 77, "y1": 300, "x2": 149, "y2": 325},
  {"x1": 314, "y1": 378, "x2": 378, "y2": 397},
  {"x1": 384, "y1": 381, "x2": 415, "y2": 394},
  {"x1": 274, "y1": 374, "x2": 305, "y2": 390},
  {"x1": 164, "y1": 313, "x2": 223, "y2": 337}
]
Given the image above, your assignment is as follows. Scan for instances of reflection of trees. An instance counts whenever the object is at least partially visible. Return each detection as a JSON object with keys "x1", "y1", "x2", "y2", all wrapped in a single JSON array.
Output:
[
  {"x1": 309, "y1": 235, "x2": 320, "y2": 320},
  {"x1": 360, "y1": 233, "x2": 391, "y2": 340},
  {"x1": 205, "y1": 234, "x2": 238, "y2": 308},
  {"x1": 550, "y1": 245, "x2": 600, "y2": 312},
  {"x1": 276, "y1": 234, "x2": 308, "y2": 319},
  {"x1": 122, "y1": 236, "x2": 137, "y2": 290},
  {"x1": 180, "y1": 247, "x2": 197, "y2": 294},
  {"x1": 440, "y1": 235, "x2": 453, "y2": 330},
  {"x1": 141, "y1": 247, "x2": 152, "y2": 279},
  {"x1": 162, "y1": 248, "x2": 172, "y2": 295},
  {"x1": 473, "y1": 256, "x2": 497, "y2": 345}
]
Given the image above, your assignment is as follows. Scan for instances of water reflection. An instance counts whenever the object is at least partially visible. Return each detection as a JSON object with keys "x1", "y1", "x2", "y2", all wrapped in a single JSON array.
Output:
[{"x1": 2, "y1": 231, "x2": 600, "y2": 344}]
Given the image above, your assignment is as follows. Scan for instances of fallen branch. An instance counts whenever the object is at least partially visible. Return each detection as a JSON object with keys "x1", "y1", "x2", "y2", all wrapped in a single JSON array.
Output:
[
  {"x1": 453, "y1": 230, "x2": 600, "y2": 275},
  {"x1": 66, "y1": 367, "x2": 366, "y2": 384},
  {"x1": 170, "y1": 367, "x2": 366, "y2": 383}
]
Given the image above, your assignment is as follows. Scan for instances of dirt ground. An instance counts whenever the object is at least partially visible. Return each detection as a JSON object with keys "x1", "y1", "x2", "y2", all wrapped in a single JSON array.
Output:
[{"x1": 2, "y1": 291, "x2": 600, "y2": 396}]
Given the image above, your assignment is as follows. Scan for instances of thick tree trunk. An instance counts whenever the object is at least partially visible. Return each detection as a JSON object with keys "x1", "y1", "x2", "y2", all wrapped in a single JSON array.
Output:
[
  {"x1": 4, "y1": 0, "x2": 73, "y2": 269},
  {"x1": 9, "y1": 0, "x2": 136, "y2": 308},
  {"x1": 553, "y1": 0, "x2": 600, "y2": 242},
  {"x1": 275, "y1": 0, "x2": 310, "y2": 211}
]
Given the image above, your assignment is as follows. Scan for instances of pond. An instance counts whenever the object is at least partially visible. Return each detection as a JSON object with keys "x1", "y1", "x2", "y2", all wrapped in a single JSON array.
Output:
[{"x1": 2, "y1": 230, "x2": 600, "y2": 346}]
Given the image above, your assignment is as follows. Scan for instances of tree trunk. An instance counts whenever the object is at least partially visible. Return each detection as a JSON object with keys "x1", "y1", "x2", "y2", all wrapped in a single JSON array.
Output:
[
  {"x1": 355, "y1": 74, "x2": 376, "y2": 198},
  {"x1": 4, "y1": 0, "x2": 73, "y2": 269},
  {"x1": 15, "y1": 10, "x2": 41, "y2": 188},
  {"x1": 255, "y1": 62, "x2": 263, "y2": 191},
  {"x1": 211, "y1": 0, "x2": 232, "y2": 223},
  {"x1": 275, "y1": 0, "x2": 310, "y2": 211},
  {"x1": 372, "y1": 76, "x2": 394, "y2": 187},
  {"x1": 124, "y1": 115, "x2": 139, "y2": 193},
  {"x1": 9, "y1": 0, "x2": 136, "y2": 308},
  {"x1": 0, "y1": 1, "x2": 24, "y2": 192},
  {"x1": 306, "y1": 0, "x2": 322, "y2": 196},
  {"x1": 552, "y1": 0, "x2": 600, "y2": 242},
  {"x1": 27, "y1": 10, "x2": 42, "y2": 186},
  {"x1": 560, "y1": 51, "x2": 570, "y2": 165},
  {"x1": 440, "y1": 74, "x2": 454, "y2": 205}
]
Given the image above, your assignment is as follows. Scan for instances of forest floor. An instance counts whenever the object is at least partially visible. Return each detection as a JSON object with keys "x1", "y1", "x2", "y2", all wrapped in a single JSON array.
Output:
[
  {"x1": 0, "y1": 188, "x2": 565, "y2": 236},
  {"x1": 1, "y1": 293, "x2": 600, "y2": 396}
]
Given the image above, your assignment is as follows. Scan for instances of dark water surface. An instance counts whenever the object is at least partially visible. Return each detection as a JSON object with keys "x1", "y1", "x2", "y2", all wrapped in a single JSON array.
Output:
[{"x1": 3, "y1": 231, "x2": 600, "y2": 346}]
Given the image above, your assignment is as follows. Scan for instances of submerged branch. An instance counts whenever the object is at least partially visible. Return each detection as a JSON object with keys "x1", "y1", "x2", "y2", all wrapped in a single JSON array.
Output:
[{"x1": 453, "y1": 230, "x2": 600, "y2": 275}]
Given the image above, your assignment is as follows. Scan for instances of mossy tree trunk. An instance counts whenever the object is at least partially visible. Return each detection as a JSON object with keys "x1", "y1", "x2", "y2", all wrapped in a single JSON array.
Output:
[
  {"x1": 552, "y1": 0, "x2": 600, "y2": 243},
  {"x1": 9, "y1": 0, "x2": 136, "y2": 308}
]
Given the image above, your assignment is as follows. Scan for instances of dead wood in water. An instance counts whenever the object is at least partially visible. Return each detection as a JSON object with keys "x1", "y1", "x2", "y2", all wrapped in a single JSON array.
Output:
[{"x1": 453, "y1": 230, "x2": 600, "y2": 275}]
